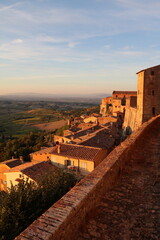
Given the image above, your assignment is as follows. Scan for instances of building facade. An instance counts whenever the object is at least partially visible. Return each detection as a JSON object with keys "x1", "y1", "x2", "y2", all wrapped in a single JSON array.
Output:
[
  {"x1": 31, "y1": 143, "x2": 108, "y2": 176},
  {"x1": 123, "y1": 65, "x2": 160, "y2": 132},
  {"x1": 100, "y1": 91, "x2": 137, "y2": 117}
]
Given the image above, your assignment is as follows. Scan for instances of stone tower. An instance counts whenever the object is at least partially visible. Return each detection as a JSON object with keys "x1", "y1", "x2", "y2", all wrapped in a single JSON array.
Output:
[{"x1": 136, "y1": 65, "x2": 160, "y2": 126}]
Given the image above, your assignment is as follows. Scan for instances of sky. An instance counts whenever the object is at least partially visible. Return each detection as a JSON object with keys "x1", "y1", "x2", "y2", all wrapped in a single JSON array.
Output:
[{"x1": 0, "y1": 0, "x2": 160, "y2": 96}]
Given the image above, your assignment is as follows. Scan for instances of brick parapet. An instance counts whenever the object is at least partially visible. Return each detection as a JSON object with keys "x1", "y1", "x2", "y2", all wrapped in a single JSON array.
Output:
[{"x1": 15, "y1": 115, "x2": 160, "y2": 240}]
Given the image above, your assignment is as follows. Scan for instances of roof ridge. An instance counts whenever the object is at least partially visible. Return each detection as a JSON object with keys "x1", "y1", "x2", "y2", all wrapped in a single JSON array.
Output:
[{"x1": 60, "y1": 143, "x2": 102, "y2": 150}]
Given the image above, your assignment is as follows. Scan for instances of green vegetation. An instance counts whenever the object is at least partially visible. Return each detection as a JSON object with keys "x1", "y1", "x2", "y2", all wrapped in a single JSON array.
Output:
[
  {"x1": 62, "y1": 105, "x2": 100, "y2": 118},
  {"x1": 0, "y1": 169, "x2": 76, "y2": 240},
  {"x1": 0, "y1": 107, "x2": 62, "y2": 137},
  {"x1": 55, "y1": 124, "x2": 69, "y2": 136},
  {"x1": 0, "y1": 132, "x2": 53, "y2": 162}
]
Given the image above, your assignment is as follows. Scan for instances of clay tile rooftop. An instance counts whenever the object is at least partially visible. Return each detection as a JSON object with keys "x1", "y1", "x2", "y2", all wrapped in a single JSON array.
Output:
[
  {"x1": 34, "y1": 144, "x2": 103, "y2": 161},
  {"x1": 21, "y1": 162, "x2": 57, "y2": 181},
  {"x1": 5, "y1": 161, "x2": 41, "y2": 172},
  {"x1": 54, "y1": 144, "x2": 103, "y2": 161},
  {"x1": 30, "y1": 147, "x2": 56, "y2": 155},
  {"x1": 0, "y1": 158, "x2": 23, "y2": 168},
  {"x1": 5, "y1": 161, "x2": 57, "y2": 181}
]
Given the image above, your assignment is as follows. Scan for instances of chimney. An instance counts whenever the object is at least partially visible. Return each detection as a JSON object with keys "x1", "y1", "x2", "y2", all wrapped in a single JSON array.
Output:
[
  {"x1": 56, "y1": 142, "x2": 61, "y2": 154},
  {"x1": 19, "y1": 156, "x2": 24, "y2": 163},
  {"x1": 57, "y1": 145, "x2": 61, "y2": 154}
]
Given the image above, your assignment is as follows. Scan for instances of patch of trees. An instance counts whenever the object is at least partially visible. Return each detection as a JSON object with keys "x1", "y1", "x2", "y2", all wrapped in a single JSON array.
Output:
[
  {"x1": 61, "y1": 105, "x2": 100, "y2": 118},
  {"x1": 0, "y1": 132, "x2": 54, "y2": 162},
  {"x1": 0, "y1": 169, "x2": 76, "y2": 240},
  {"x1": 55, "y1": 124, "x2": 69, "y2": 136}
]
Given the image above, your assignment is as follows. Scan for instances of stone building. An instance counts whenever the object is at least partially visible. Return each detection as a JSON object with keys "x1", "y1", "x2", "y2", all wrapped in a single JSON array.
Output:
[
  {"x1": 0, "y1": 160, "x2": 56, "y2": 191},
  {"x1": 100, "y1": 91, "x2": 137, "y2": 117},
  {"x1": 30, "y1": 143, "x2": 108, "y2": 176},
  {"x1": 123, "y1": 65, "x2": 160, "y2": 132},
  {"x1": 100, "y1": 97, "x2": 112, "y2": 115}
]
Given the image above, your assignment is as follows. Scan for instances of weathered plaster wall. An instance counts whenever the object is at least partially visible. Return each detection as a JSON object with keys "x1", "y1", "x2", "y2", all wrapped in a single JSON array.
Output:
[
  {"x1": 15, "y1": 115, "x2": 160, "y2": 240},
  {"x1": 51, "y1": 154, "x2": 94, "y2": 175},
  {"x1": 123, "y1": 107, "x2": 138, "y2": 133},
  {"x1": 30, "y1": 152, "x2": 51, "y2": 162}
]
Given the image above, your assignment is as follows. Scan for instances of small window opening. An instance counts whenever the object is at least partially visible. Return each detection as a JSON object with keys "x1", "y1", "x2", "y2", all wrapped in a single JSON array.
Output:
[
  {"x1": 152, "y1": 107, "x2": 155, "y2": 115},
  {"x1": 151, "y1": 71, "x2": 154, "y2": 75},
  {"x1": 151, "y1": 90, "x2": 155, "y2": 96}
]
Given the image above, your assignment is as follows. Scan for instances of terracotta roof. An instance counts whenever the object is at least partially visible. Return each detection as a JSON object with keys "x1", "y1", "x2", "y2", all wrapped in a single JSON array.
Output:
[
  {"x1": 5, "y1": 161, "x2": 58, "y2": 181},
  {"x1": 21, "y1": 162, "x2": 57, "y2": 181},
  {"x1": 112, "y1": 91, "x2": 137, "y2": 95},
  {"x1": 5, "y1": 161, "x2": 41, "y2": 172},
  {"x1": 51, "y1": 143, "x2": 103, "y2": 161},
  {"x1": 69, "y1": 124, "x2": 101, "y2": 139},
  {"x1": 0, "y1": 159, "x2": 22, "y2": 168},
  {"x1": 78, "y1": 128, "x2": 115, "y2": 149},
  {"x1": 136, "y1": 64, "x2": 160, "y2": 74},
  {"x1": 30, "y1": 147, "x2": 56, "y2": 155}
]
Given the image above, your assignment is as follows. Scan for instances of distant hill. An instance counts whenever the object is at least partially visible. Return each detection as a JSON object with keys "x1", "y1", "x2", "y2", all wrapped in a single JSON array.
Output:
[{"x1": 0, "y1": 92, "x2": 111, "y2": 103}]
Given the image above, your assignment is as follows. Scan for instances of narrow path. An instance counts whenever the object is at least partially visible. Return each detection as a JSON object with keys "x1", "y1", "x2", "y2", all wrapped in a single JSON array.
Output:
[{"x1": 77, "y1": 130, "x2": 160, "y2": 240}]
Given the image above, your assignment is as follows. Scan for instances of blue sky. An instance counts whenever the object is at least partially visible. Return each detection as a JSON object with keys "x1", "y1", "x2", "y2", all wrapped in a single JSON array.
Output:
[{"x1": 1, "y1": 0, "x2": 160, "y2": 96}]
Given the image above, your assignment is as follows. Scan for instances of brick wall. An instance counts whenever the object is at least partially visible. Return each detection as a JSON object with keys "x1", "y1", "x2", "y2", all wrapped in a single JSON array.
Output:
[{"x1": 15, "y1": 115, "x2": 160, "y2": 240}]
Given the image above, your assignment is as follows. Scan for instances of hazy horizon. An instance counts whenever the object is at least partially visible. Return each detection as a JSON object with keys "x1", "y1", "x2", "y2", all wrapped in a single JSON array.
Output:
[{"x1": 1, "y1": 0, "x2": 160, "y2": 95}]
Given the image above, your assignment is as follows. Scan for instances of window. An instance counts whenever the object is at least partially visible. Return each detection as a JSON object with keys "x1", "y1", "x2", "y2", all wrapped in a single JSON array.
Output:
[
  {"x1": 152, "y1": 107, "x2": 155, "y2": 115},
  {"x1": 81, "y1": 162, "x2": 87, "y2": 169},
  {"x1": 116, "y1": 95, "x2": 118, "y2": 98},
  {"x1": 151, "y1": 90, "x2": 155, "y2": 96},
  {"x1": 151, "y1": 71, "x2": 154, "y2": 75},
  {"x1": 65, "y1": 160, "x2": 74, "y2": 166}
]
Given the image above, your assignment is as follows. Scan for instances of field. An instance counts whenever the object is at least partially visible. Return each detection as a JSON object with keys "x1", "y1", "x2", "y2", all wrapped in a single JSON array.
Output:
[
  {"x1": 33, "y1": 119, "x2": 68, "y2": 131},
  {"x1": 0, "y1": 100, "x2": 98, "y2": 137}
]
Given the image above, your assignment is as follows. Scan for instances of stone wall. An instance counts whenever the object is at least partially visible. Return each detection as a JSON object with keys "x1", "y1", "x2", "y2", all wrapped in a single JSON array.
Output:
[
  {"x1": 123, "y1": 107, "x2": 138, "y2": 133},
  {"x1": 136, "y1": 65, "x2": 160, "y2": 124},
  {"x1": 15, "y1": 115, "x2": 160, "y2": 240}
]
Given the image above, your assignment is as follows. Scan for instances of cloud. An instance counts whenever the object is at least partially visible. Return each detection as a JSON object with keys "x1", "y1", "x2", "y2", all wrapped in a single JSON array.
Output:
[
  {"x1": 116, "y1": 0, "x2": 160, "y2": 16},
  {"x1": 12, "y1": 39, "x2": 23, "y2": 44},
  {"x1": 68, "y1": 42, "x2": 79, "y2": 48},
  {"x1": 118, "y1": 50, "x2": 145, "y2": 57},
  {"x1": 104, "y1": 45, "x2": 111, "y2": 49},
  {"x1": 1, "y1": 0, "x2": 160, "y2": 43},
  {"x1": 0, "y1": 2, "x2": 25, "y2": 12},
  {"x1": 38, "y1": 36, "x2": 68, "y2": 43}
]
